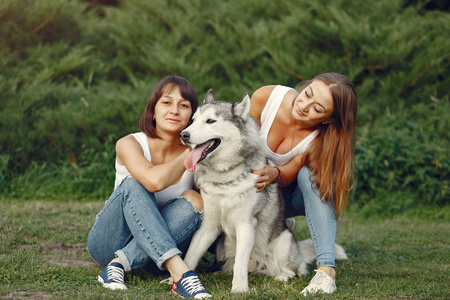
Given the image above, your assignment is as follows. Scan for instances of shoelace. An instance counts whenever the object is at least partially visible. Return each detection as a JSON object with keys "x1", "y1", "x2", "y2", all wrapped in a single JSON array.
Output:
[
  {"x1": 180, "y1": 275, "x2": 206, "y2": 294},
  {"x1": 107, "y1": 265, "x2": 125, "y2": 283},
  {"x1": 309, "y1": 270, "x2": 327, "y2": 285}
]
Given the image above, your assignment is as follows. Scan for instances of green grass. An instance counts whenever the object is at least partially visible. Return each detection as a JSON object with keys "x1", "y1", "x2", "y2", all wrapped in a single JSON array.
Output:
[{"x1": 1, "y1": 199, "x2": 448, "y2": 299}]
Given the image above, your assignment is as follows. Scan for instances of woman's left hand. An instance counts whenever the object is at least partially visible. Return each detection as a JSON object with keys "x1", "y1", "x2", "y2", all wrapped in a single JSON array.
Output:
[{"x1": 252, "y1": 165, "x2": 279, "y2": 192}]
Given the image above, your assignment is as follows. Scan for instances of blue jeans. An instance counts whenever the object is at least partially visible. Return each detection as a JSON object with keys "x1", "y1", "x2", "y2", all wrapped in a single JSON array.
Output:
[
  {"x1": 87, "y1": 177, "x2": 202, "y2": 273},
  {"x1": 282, "y1": 166, "x2": 337, "y2": 268}
]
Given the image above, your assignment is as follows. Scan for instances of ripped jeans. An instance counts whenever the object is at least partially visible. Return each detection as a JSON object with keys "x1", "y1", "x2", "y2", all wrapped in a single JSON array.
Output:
[
  {"x1": 282, "y1": 166, "x2": 337, "y2": 268},
  {"x1": 87, "y1": 177, "x2": 202, "y2": 273}
]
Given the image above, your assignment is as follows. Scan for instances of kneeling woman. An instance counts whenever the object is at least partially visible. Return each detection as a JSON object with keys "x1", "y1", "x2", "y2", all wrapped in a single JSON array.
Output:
[
  {"x1": 250, "y1": 73, "x2": 357, "y2": 295},
  {"x1": 87, "y1": 76, "x2": 211, "y2": 299}
]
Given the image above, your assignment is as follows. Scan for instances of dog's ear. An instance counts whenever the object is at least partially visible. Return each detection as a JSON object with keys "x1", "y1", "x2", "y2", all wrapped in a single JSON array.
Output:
[
  {"x1": 232, "y1": 92, "x2": 250, "y2": 120},
  {"x1": 204, "y1": 89, "x2": 215, "y2": 104}
]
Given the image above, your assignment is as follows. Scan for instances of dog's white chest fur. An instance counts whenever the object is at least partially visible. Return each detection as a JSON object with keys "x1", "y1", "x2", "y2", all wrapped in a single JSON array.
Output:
[
  {"x1": 200, "y1": 176, "x2": 258, "y2": 227},
  {"x1": 180, "y1": 90, "x2": 345, "y2": 293},
  {"x1": 181, "y1": 91, "x2": 307, "y2": 293}
]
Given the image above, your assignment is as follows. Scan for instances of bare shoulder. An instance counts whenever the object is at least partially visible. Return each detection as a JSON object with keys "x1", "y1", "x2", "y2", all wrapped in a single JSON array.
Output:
[
  {"x1": 251, "y1": 85, "x2": 277, "y2": 104},
  {"x1": 249, "y1": 85, "x2": 277, "y2": 124},
  {"x1": 116, "y1": 134, "x2": 140, "y2": 151},
  {"x1": 116, "y1": 134, "x2": 144, "y2": 165}
]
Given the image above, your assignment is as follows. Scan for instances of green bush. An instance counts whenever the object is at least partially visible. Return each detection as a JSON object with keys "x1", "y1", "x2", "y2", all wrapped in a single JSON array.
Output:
[
  {"x1": 1, "y1": 0, "x2": 449, "y2": 209},
  {"x1": 355, "y1": 97, "x2": 449, "y2": 207}
]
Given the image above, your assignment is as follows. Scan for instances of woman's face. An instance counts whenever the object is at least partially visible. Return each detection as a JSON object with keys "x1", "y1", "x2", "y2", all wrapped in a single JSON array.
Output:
[
  {"x1": 154, "y1": 86, "x2": 193, "y2": 136},
  {"x1": 292, "y1": 80, "x2": 334, "y2": 127}
]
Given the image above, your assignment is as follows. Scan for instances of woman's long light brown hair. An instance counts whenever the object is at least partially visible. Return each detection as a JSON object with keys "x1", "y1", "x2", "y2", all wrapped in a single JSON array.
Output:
[{"x1": 297, "y1": 73, "x2": 358, "y2": 217}]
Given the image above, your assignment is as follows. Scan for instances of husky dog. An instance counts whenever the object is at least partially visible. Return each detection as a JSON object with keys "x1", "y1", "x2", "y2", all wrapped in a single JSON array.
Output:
[{"x1": 180, "y1": 90, "x2": 346, "y2": 293}]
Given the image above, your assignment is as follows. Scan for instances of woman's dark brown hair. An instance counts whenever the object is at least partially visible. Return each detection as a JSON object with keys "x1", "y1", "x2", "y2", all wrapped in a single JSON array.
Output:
[
  {"x1": 296, "y1": 72, "x2": 358, "y2": 217},
  {"x1": 139, "y1": 76, "x2": 198, "y2": 138}
]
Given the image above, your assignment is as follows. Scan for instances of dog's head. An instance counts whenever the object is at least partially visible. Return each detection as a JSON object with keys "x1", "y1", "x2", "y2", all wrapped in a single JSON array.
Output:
[{"x1": 181, "y1": 89, "x2": 251, "y2": 172}]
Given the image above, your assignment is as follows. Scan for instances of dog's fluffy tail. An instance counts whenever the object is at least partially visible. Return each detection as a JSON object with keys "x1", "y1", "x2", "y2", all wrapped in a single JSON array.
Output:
[
  {"x1": 334, "y1": 242, "x2": 348, "y2": 261},
  {"x1": 297, "y1": 239, "x2": 316, "y2": 265},
  {"x1": 297, "y1": 238, "x2": 348, "y2": 264}
]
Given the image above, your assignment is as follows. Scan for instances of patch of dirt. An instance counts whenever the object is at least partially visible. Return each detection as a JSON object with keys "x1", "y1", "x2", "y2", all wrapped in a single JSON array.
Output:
[
  {"x1": 1, "y1": 291, "x2": 53, "y2": 299},
  {"x1": 19, "y1": 242, "x2": 97, "y2": 268},
  {"x1": 43, "y1": 242, "x2": 96, "y2": 268},
  {"x1": 20, "y1": 241, "x2": 86, "y2": 251},
  {"x1": 46, "y1": 256, "x2": 96, "y2": 268}
]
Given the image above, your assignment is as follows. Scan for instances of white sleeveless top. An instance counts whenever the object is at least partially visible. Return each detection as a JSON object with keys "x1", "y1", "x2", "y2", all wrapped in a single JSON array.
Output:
[
  {"x1": 260, "y1": 85, "x2": 318, "y2": 166},
  {"x1": 114, "y1": 132, "x2": 195, "y2": 210}
]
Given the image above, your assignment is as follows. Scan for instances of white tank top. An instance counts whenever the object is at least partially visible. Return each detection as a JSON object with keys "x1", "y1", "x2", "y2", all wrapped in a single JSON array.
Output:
[
  {"x1": 260, "y1": 85, "x2": 318, "y2": 166},
  {"x1": 114, "y1": 132, "x2": 195, "y2": 210}
]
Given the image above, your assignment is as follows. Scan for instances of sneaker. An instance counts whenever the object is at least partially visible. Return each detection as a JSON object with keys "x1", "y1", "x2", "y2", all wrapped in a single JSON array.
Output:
[
  {"x1": 172, "y1": 270, "x2": 211, "y2": 298},
  {"x1": 300, "y1": 269, "x2": 336, "y2": 295},
  {"x1": 98, "y1": 262, "x2": 127, "y2": 290},
  {"x1": 286, "y1": 218, "x2": 297, "y2": 233},
  {"x1": 160, "y1": 276, "x2": 173, "y2": 285}
]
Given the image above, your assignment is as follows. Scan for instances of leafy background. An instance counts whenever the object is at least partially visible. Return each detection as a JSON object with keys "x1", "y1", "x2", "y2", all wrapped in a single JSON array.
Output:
[{"x1": 1, "y1": 0, "x2": 449, "y2": 214}]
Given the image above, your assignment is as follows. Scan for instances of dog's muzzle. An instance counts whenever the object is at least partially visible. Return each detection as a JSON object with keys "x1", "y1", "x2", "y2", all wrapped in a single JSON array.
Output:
[{"x1": 180, "y1": 131, "x2": 190, "y2": 145}]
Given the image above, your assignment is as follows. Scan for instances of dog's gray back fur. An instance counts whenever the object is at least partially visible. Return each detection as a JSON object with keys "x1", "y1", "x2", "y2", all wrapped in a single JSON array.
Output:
[{"x1": 182, "y1": 90, "x2": 322, "y2": 292}]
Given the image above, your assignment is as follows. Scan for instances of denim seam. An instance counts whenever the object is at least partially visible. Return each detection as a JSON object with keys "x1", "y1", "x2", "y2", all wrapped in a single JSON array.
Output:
[
  {"x1": 95, "y1": 190, "x2": 125, "y2": 221},
  {"x1": 305, "y1": 212, "x2": 337, "y2": 268},
  {"x1": 125, "y1": 194, "x2": 182, "y2": 270},
  {"x1": 126, "y1": 196, "x2": 159, "y2": 257},
  {"x1": 317, "y1": 260, "x2": 337, "y2": 268},
  {"x1": 87, "y1": 190, "x2": 126, "y2": 268}
]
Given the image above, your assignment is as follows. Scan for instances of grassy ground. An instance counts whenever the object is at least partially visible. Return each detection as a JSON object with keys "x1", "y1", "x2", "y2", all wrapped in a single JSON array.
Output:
[{"x1": 0, "y1": 199, "x2": 448, "y2": 299}]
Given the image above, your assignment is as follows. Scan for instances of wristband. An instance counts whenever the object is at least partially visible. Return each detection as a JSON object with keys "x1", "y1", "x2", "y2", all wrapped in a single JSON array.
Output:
[{"x1": 274, "y1": 167, "x2": 281, "y2": 183}]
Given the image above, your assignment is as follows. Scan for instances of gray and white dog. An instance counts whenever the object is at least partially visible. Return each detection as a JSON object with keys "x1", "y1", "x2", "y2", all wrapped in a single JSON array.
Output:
[{"x1": 181, "y1": 90, "x2": 346, "y2": 293}]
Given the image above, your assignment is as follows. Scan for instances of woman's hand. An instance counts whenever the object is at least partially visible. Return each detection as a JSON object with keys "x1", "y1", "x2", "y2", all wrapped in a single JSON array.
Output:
[{"x1": 252, "y1": 165, "x2": 280, "y2": 192}]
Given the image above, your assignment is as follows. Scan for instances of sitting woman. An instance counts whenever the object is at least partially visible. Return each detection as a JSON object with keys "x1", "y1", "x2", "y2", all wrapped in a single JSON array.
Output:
[
  {"x1": 250, "y1": 72, "x2": 357, "y2": 295},
  {"x1": 87, "y1": 76, "x2": 211, "y2": 299}
]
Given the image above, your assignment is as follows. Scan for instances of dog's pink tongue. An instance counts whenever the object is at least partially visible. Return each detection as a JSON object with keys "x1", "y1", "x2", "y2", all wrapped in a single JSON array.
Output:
[{"x1": 185, "y1": 142, "x2": 209, "y2": 172}]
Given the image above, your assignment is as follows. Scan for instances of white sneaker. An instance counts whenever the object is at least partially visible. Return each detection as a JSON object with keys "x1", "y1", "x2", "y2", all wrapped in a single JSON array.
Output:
[
  {"x1": 159, "y1": 276, "x2": 173, "y2": 285},
  {"x1": 300, "y1": 269, "x2": 336, "y2": 295}
]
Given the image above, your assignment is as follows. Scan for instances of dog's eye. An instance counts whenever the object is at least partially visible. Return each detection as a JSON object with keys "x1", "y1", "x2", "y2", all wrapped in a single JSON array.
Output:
[{"x1": 206, "y1": 119, "x2": 216, "y2": 124}]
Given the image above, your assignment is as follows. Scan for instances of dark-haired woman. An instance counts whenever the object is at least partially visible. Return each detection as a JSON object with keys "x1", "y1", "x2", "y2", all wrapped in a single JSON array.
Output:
[
  {"x1": 250, "y1": 73, "x2": 357, "y2": 295},
  {"x1": 87, "y1": 76, "x2": 211, "y2": 298}
]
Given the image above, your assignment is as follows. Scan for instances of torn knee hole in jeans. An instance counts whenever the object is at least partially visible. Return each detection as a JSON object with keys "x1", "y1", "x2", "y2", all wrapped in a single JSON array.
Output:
[{"x1": 167, "y1": 196, "x2": 203, "y2": 215}]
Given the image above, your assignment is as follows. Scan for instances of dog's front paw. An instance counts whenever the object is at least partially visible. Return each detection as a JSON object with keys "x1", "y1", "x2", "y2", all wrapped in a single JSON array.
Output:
[
  {"x1": 297, "y1": 262, "x2": 310, "y2": 276},
  {"x1": 231, "y1": 285, "x2": 249, "y2": 293},
  {"x1": 231, "y1": 276, "x2": 249, "y2": 293},
  {"x1": 274, "y1": 274, "x2": 290, "y2": 282},
  {"x1": 231, "y1": 278, "x2": 249, "y2": 293}
]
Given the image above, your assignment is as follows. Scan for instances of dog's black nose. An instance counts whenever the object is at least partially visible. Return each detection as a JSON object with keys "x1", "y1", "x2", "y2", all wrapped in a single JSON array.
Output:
[{"x1": 180, "y1": 131, "x2": 190, "y2": 142}]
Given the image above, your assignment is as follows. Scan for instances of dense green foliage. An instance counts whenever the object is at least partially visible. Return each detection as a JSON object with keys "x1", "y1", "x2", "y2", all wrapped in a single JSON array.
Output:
[{"x1": 1, "y1": 0, "x2": 449, "y2": 210}]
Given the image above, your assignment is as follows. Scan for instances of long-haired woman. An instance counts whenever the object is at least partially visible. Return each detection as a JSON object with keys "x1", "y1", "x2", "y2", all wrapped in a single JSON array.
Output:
[{"x1": 250, "y1": 72, "x2": 357, "y2": 295}]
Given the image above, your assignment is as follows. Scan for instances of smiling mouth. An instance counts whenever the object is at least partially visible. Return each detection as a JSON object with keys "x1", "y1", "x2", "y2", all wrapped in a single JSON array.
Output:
[
  {"x1": 296, "y1": 107, "x2": 306, "y2": 116},
  {"x1": 166, "y1": 118, "x2": 180, "y2": 122},
  {"x1": 184, "y1": 139, "x2": 221, "y2": 171}
]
